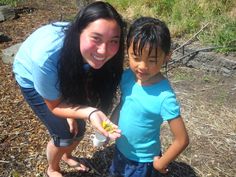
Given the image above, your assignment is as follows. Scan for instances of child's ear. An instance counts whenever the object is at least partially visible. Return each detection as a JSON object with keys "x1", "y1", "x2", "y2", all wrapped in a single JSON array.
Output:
[{"x1": 164, "y1": 52, "x2": 172, "y2": 63}]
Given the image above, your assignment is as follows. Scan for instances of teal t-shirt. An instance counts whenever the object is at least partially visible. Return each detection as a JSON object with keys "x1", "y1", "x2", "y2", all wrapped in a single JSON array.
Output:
[
  {"x1": 116, "y1": 69, "x2": 180, "y2": 162},
  {"x1": 13, "y1": 22, "x2": 69, "y2": 100}
]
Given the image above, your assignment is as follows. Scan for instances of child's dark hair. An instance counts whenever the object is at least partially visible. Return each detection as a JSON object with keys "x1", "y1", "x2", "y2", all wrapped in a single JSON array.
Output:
[
  {"x1": 58, "y1": 1, "x2": 126, "y2": 113},
  {"x1": 127, "y1": 17, "x2": 171, "y2": 57}
]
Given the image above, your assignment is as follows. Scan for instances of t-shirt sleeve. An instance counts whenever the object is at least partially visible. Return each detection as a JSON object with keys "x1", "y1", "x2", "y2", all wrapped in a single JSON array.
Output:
[
  {"x1": 161, "y1": 93, "x2": 180, "y2": 121},
  {"x1": 120, "y1": 69, "x2": 133, "y2": 90}
]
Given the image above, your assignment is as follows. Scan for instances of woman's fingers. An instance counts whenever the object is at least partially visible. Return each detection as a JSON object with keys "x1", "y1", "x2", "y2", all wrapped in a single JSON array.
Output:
[
  {"x1": 67, "y1": 118, "x2": 78, "y2": 136},
  {"x1": 108, "y1": 131, "x2": 121, "y2": 140},
  {"x1": 89, "y1": 111, "x2": 121, "y2": 140}
]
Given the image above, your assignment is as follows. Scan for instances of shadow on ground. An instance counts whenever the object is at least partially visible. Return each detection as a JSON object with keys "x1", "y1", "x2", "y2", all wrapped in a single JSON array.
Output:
[{"x1": 64, "y1": 144, "x2": 197, "y2": 177}]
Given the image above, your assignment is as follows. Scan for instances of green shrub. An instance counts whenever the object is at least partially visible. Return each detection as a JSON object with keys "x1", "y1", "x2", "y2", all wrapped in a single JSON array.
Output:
[
  {"x1": 200, "y1": 18, "x2": 236, "y2": 52},
  {"x1": 106, "y1": 0, "x2": 236, "y2": 53},
  {"x1": 0, "y1": 0, "x2": 24, "y2": 6}
]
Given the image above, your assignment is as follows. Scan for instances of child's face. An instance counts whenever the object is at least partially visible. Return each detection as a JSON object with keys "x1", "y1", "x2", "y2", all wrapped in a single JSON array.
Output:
[{"x1": 128, "y1": 42, "x2": 170, "y2": 85}]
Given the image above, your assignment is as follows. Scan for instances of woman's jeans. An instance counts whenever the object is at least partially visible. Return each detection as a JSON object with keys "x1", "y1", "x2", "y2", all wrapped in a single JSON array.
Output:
[{"x1": 19, "y1": 86, "x2": 86, "y2": 147}]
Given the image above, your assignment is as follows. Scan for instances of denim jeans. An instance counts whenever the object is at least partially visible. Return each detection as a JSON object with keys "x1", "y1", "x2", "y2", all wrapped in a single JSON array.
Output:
[
  {"x1": 19, "y1": 86, "x2": 86, "y2": 147},
  {"x1": 109, "y1": 147, "x2": 162, "y2": 177}
]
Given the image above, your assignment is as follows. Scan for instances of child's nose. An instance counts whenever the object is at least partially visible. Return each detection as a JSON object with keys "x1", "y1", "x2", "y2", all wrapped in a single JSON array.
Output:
[{"x1": 139, "y1": 61, "x2": 148, "y2": 70}]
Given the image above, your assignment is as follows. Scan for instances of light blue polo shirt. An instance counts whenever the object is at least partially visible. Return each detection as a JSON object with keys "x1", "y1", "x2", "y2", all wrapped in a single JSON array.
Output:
[
  {"x1": 13, "y1": 22, "x2": 69, "y2": 100},
  {"x1": 116, "y1": 69, "x2": 180, "y2": 162}
]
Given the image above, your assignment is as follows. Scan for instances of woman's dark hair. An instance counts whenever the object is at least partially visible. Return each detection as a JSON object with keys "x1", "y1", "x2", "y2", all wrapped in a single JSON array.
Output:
[
  {"x1": 127, "y1": 17, "x2": 171, "y2": 58},
  {"x1": 58, "y1": 1, "x2": 125, "y2": 113}
]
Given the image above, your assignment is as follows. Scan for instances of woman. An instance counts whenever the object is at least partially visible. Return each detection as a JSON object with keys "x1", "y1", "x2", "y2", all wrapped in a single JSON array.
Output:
[{"x1": 13, "y1": 2, "x2": 125, "y2": 177}]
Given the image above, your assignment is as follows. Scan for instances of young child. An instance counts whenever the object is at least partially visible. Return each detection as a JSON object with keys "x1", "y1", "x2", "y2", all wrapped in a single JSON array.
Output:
[{"x1": 109, "y1": 17, "x2": 189, "y2": 177}]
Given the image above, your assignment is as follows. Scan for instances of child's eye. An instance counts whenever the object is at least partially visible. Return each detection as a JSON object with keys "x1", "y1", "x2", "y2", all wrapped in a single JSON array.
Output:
[
  {"x1": 149, "y1": 60, "x2": 157, "y2": 63},
  {"x1": 148, "y1": 56, "x2": 157, "y2": 63}
]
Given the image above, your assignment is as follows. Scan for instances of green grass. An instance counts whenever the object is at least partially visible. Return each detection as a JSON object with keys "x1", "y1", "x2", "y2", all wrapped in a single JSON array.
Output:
[
  {"x1": 214, "y1": 89, "x2": 228, "y2": 106},
  {"x1": 0, "y1": 0, "x2": 24, "y2": 6},
  {"x1": 106, "y1": 0, "x2": 236, "y2": 53},
  {"x1": 3, "y1": 0, "x2": 235, "y2": 53},
  {"x1": 171, "y1": 70, "x2": 195, "y2": 82}
]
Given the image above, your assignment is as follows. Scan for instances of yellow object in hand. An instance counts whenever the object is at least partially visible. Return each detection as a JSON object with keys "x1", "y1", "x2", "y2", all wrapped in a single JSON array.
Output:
[{"x1": 102, "y1": 121, "x2": 115, "y2": 133}]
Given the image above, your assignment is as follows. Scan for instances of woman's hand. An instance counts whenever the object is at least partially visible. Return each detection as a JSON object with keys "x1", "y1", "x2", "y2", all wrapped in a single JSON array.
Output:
[
  {"x1": 67, "y1": 118, "x2": 78, "y2": 137},
  {"x1": 89, "y1": 110, "x2": 121, "y2": 140}
]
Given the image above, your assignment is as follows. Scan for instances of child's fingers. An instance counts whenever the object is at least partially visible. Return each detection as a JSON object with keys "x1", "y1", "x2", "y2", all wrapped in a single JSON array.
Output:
[{"x1": 153, "y1": 156, "x2": 169, "y2": 174}]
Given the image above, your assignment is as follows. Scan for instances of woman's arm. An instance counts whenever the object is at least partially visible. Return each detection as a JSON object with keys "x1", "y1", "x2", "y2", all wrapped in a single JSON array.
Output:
[
  {"x1": 44, "y1": 98, "x2": 97, "y2": 119},
  {"x1": 44, "y1": 98, "x2": 121, "y2": 140},
  {"x1": 153, "y1": 116, "x2": 189, "y2": 173}
]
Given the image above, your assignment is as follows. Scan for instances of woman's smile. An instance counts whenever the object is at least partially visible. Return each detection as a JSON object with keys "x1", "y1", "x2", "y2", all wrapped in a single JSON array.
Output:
[{"x1": 80, "y1": 19, "x2": 120, "y2": 69}]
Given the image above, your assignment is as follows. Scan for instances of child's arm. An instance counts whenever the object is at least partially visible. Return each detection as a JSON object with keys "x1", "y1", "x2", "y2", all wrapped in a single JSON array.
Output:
[{"x1": 153, "y1": 116, "x2": 189, "y2": 174}]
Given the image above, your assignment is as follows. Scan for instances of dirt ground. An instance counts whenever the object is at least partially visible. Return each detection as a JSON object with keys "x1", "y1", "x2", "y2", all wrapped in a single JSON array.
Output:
[{"x1": 0, "y1": 1, "x2": 235, "y2": 177}]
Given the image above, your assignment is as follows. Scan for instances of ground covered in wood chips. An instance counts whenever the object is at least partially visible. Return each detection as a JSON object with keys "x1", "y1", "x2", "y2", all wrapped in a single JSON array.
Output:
[{"x1": 0, "y1": 1, "x2": 236, "y2": 177}]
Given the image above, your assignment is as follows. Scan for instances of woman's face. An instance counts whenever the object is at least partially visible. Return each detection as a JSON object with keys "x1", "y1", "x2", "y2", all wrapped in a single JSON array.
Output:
[{"x1": 80, "y1": 19, "x2": 121, "y2": 69}]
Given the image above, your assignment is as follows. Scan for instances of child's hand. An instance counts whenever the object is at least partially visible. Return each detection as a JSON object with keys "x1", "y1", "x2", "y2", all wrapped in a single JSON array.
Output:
[{"x1": 153, "y1": 156, "x2": 169, "y2": 174}]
